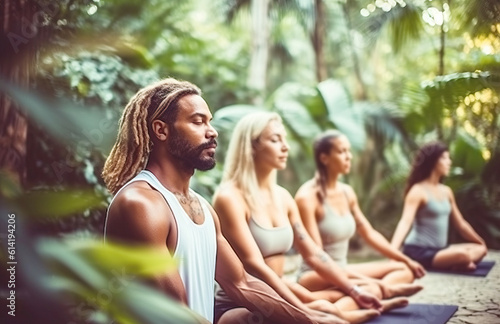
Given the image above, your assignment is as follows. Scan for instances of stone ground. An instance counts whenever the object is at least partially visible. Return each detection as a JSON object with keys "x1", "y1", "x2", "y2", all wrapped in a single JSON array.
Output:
[
  {"x1": 408, "y1": 250, "x2": 500, "y2": 324},
  {"x1": 284, "y1": 250, "x2": 500, "y2": 324}
]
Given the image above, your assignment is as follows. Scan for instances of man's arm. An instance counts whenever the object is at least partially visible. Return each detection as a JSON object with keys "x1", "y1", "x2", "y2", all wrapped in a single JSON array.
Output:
[{"x1": 105, "y1": 183, "x2": 187, "y2": 304}]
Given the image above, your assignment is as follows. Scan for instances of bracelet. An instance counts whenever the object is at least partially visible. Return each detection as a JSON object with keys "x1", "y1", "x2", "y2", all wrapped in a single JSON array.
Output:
[{"x1": 349, "y1": 285, "x2": 363, "y2": 297}]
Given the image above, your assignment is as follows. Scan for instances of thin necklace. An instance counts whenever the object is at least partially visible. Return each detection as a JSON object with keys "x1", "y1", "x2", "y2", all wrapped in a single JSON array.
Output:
[
  {"x1": 173, "y1": 192, "x2": 196, "y2": 204},
  {"x1": 173, "y1": 191, "x2": 204, "y2": 223}
]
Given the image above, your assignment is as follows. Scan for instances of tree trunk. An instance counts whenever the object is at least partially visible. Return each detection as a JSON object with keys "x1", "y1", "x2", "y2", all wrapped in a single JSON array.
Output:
[
  {"x1": 342, "y1": 2, "x2": 367, "y2": 100},
  {"x1": 0, "y1": 0, "x2": 35, "y2": 187},
  {"x1": 436, "y1": 0, "x2": 448, "y2": 140},
  {"x1": 438, "y1": 0, "x2": 448, "y2": 75},
  {"x1": 438, "y1": 20, "x2": 445, "y2": 76},
  {"x1": 248, "y1": 0, "x2": 270, "y2": 105},
  {"x1": 311, "y1": 0, "x2": 327, "y2": 82}
]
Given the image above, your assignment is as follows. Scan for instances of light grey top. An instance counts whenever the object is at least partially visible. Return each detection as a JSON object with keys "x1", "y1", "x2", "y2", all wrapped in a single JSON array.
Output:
[
  {"x1": 248, "y1": 216, "x2": 294, "y2": 258},
  {"x1": 300, "y1": 196, "x2": 356, "y2": 274},
  {"x1": 404, "y1": 186, "x2": 452, "y2": 248}
]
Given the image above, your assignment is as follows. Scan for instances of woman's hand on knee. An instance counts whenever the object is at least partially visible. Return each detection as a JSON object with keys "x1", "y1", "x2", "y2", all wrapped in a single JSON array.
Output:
[
  {"x1": 407, "y1": 259, "x2": 426, "y2": 278},
  {"x1": 349, "y1": 285, "x2": 383, "y2": 311}
]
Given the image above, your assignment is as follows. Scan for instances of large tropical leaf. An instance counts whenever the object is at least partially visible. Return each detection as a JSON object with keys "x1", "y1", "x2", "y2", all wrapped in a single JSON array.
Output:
[
  {"x1": 356, "y1": 101, "x2": 408, "y2": 150},
  {"x1": 399, "y1": 71, "x2": 499, "y2": 139},
  {"x1": 422, "y1": 71, "x2": 499, "y2": 97},
  {"x1": 316, "y1": 79, "x2": 366, "y2": 149},
  {"x1": 211, "y1": 104, "x2": 264, "y2": 133},
  {"x1": 451, "y1": 130, "x2": 486, "y2": 176},
  {"x1": 38, "y1": 239, "x2": 204, "y2": 324},
  {"x1": 270, "y1": 82, "x2": 322, "y2": 141},
  {"x1": 12, "y1": 189, "x2": 105, "y2": 220}
]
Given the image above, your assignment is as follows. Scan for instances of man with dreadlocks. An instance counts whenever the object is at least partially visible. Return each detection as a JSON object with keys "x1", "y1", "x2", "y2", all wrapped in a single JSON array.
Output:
[{"x1": 102, "y1": 78, "x2": 347, "y2": 324}]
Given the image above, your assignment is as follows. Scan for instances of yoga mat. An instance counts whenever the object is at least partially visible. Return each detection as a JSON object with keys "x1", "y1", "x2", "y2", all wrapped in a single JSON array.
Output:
[
  {"x1": 365, "y1": 303, "x2": 458, "y2": 324},
  {"x1": 428, "y1": 260, "x2": 495, "y2": 277}
]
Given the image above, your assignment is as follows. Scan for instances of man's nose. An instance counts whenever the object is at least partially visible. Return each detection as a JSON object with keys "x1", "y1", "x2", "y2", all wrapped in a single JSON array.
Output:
[{"x1": 207, "y1": 123, "x2": 218, "y2": 138}]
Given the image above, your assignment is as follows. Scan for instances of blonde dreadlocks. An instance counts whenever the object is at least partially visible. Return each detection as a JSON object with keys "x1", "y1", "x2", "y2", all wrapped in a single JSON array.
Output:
[{"x1": 102, "y1": 78, "x2": 201, "y2": 195}]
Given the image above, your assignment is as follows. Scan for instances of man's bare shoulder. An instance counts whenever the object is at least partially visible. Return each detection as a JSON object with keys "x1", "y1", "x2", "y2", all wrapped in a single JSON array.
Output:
[
  {"x1": 110, "y1": 181, "x2": 169, "y2": 215},
  {"x1": 106, "y1": 181, "x2": 172, "y2": 243}
]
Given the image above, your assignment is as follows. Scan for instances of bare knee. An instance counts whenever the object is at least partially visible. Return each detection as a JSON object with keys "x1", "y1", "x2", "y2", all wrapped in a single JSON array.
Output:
[
  {"x1": 361, "y1": 282, "x2": 383, "y2": 299},
  {"x1": 473, "y1": 244, "x2": 487, "y2": 261},
  {"x1": 308, "y1": 299, "x2": 336, "y2": 314},
  {"x1": 380, "y1": 261, "x2": 415, "y2": 283},
  {"x1": 393, "y1": 261, "x2": 409, "y2": 272},
  {"x1": 454, "y1": 250, "x2": 473, "y2": 265},
  {"x1": 397, "y1": 261, "x2": 415, "y2": 281}
]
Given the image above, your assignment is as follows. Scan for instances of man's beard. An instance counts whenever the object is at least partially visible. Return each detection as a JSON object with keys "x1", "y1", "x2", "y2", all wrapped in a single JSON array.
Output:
[{"x1": 167, "y1": 128, "x2": 217, "y2": 171}]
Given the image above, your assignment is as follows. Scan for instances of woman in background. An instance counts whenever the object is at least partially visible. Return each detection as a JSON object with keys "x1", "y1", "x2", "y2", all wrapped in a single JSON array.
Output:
[
  {"x1": 295, "y1": 130, "x2": 425, "y2": 298},
  {"x1": 391, "y1": 141, "x2": 487, "y2": 271},
  {"x1": 213, "y1": 112, "x2": 412, "y2": 324}
]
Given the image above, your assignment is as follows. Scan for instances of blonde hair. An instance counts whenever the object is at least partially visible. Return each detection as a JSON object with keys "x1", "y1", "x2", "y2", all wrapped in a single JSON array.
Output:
[
  {"x1": 102, "y1": 78, "x2": 201, "y2": 194},
  {"x1": 220, "y1": 111, "x2": 282, "y2": 214}
]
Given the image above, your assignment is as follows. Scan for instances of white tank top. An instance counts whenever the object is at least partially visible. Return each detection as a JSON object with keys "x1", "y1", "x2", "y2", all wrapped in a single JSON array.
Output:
[{"x1": 105, "y1": 170, "x2": 217, "y2": 322}]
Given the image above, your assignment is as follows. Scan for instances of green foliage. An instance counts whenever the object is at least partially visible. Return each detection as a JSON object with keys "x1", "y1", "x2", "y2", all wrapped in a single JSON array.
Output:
[
  {"x1": 0, "y1": 81, "x2": 203, "y2": 323},
  {"x1": 13, "y1": 189, "x2": 105, "y2": 219},
  {"x1": 452, "y1": 131, "x2": 486, "y2": 176},
  {"x1": 210, "y1": 79, "x2": 409, "y2": 200},
  {"x1": 365, "y1": 2, "x2": 424, "y2": 53},
  {"x1": 2, "y1": 6, "x2": 499, "y2": 324},
  {"x1": 456, "y1": 0, "x2": 500, "y2": 37},
  {"x1": 317, "y1": 79, "x2": 366, "y2": 149}
]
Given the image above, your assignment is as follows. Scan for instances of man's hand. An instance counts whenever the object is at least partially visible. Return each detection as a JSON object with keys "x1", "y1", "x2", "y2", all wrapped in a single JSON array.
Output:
[{"x1": 407, "y1": 259, "x2": 426, "y2": 279}]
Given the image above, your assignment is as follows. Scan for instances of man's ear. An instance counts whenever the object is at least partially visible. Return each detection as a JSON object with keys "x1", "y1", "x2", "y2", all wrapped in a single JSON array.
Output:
[{"x1": 151, "y1": 120, "x2": 169, "y2": 142}]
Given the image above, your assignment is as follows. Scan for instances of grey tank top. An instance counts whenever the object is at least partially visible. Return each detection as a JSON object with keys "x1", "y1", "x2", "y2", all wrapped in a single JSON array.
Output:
[
  {"x1": 248, "y1": 216, "x2": 294, "y2": 258},
  {"x1": 404, "y1": 186, "x2": 451, "y2": 248},
  {"x1": 300, "y1": 193, "x2": 356, "y2": 273}
]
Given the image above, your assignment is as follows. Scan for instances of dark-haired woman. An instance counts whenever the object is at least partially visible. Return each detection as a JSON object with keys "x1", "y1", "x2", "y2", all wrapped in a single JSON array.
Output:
[
  {"x1": 391, "y1": 141, "x2": 487, "y2": 271},
  {"x1": 295, "y1": 130, "x2": 425, "y2": 299}
]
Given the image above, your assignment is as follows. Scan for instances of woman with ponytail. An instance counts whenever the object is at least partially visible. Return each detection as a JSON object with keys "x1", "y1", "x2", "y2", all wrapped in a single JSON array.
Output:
[{"x1": 294, "y1": 130, "x2": 425, "y2": 297}]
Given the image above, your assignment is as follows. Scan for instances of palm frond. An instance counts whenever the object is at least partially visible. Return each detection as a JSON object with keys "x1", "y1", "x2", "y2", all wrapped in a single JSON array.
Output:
[
  {"x1": 360, "y1": 3, "x2": 424, "y2": 52},
  {"x1": 455, "y1": 0, "x2": 500, "y2": 37}
]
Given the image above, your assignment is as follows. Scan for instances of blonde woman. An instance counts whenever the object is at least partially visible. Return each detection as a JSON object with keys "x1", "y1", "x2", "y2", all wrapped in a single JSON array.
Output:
[
  {"x1": 213, "y1": 112, "x2": 410, "y2": 324},
  {"x1": 295, "y1": 130, "x2": 425, "y2": 297}
]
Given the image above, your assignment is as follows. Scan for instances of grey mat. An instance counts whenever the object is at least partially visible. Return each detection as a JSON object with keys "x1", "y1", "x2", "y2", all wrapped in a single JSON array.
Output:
[
  {"x1": 365, "y1": 303, "x2": 458, "y2": 324},
  {"x1": 428, "y1": 260, "x2": 495, "y2": 277}
]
